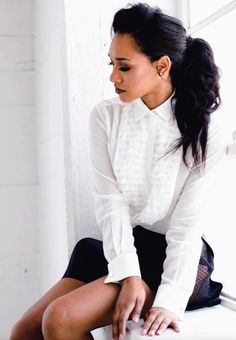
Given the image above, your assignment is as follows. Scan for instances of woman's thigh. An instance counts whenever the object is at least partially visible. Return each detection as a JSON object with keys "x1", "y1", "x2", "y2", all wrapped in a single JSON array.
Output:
[
  {"x1": 10, "y1": 278, "x2": 85, "y2": 339},
  {"x1": 42, "y1": 276, "x2": 155, "y2": 338}
]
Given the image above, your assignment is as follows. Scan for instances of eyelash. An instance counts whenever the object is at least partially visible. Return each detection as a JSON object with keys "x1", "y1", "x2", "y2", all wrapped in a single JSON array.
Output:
[{"x1": 108, "y1": 61, "x2": 130, "y2": 72}]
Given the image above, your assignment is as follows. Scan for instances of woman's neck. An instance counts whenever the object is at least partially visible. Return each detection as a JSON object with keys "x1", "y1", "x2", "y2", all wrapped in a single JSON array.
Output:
[{"x1": 141, "y1": 82, "x2": 174, "y2": 110}]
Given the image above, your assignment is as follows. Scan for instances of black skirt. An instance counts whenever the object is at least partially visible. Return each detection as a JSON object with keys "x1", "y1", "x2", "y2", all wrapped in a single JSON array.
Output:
[{"x1": 63, "y1": 225, "x2": 222, "y2": 311}]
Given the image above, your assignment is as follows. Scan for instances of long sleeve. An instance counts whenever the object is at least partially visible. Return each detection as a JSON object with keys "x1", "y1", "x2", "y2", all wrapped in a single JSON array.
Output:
[
  {"x1": 89, "y1": 104, "x2": 141, "y2": 283},
  {"x1": 152, "y1": 117, "x2": 225, "y2": 320}
]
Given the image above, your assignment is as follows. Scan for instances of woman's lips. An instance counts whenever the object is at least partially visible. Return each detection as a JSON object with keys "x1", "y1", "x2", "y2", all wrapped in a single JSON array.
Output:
[{"x1": 115, "y1": 87, "x2": 126, "y2": 94}]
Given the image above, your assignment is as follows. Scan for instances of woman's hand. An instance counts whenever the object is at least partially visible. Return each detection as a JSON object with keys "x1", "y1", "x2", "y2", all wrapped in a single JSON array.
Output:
[
  {"x1": 112, "y1": 276, "x2": 146, "y2": 339},
  {"x1": 141, "y1": 307, "x2": 180, "y2": 336}
]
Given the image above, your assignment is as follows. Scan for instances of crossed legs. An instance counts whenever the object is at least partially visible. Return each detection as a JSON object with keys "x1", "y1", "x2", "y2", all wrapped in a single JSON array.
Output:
[{"x1": 10, "y1": 276, "x2": 155, "y2": 340}]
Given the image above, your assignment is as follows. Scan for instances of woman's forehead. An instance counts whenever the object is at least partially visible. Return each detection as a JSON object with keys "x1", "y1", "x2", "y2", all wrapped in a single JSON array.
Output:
[{"x1": 109, "y1": 33, "x2": 142, "y2": 59}]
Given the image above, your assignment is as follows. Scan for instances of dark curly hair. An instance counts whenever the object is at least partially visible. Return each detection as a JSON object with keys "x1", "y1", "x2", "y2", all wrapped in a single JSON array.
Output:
[{"x1": 111, "y1": 3, "x2": 221, "y2": 165}]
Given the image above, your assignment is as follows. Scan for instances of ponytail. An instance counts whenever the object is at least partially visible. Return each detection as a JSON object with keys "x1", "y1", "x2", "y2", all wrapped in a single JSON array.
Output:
[{"x1": 171, "y1": 37, "x2": 221, "y2": 166}]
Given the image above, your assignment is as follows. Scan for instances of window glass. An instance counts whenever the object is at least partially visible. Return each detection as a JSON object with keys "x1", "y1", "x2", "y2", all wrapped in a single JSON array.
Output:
[
  {"x1": 189, "y1": 0, "x2": 233, "y2": 26},
  {"x1": 192, "y1": 8, "x2": 236, "y2": 144}
]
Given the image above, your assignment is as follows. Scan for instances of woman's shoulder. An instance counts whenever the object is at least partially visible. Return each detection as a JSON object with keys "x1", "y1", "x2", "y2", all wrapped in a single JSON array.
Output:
[
  {"x1": 91, "y1": 96, "x2": 124, "y2": 115},
  {"x1": 90, "y1": 97, "x2": 125, "y2": 130}
]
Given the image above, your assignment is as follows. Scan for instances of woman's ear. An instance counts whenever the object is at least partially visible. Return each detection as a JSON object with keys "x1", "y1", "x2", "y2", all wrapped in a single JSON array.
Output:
[{"x1": 155, "y1": 56, "x2": 172, "y2": 79}]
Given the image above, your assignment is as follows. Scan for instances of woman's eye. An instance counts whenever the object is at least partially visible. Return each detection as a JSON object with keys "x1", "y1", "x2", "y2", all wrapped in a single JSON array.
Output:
[
  {"x1": 107, "y1": 61, "x2": 130, "y2": 72},
  {"x1": 120, "y1": 66, "x2": 130, "y2": 72}
]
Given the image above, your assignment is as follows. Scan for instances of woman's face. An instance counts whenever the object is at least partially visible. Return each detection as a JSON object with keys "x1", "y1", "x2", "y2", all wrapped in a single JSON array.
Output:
[{"x1": 108, "y1": 33, "x2": 165, "y2": 107}]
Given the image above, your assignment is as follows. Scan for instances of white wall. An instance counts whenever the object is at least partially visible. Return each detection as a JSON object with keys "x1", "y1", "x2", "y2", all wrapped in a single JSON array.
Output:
[
  {"x1": 35, "y1": 0, "x2": 72, "y2": 293},
  {"x1": 0, "y1": 0, "x2": 38, "y2": 339},
  {"x1": 0, "y1": 0, "x2": 73, "y2": 338}
]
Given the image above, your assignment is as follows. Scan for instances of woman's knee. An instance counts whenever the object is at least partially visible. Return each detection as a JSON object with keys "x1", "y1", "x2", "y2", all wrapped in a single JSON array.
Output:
[{"x1": 42, "y1": 297, "x2": 85, "y2": 339}]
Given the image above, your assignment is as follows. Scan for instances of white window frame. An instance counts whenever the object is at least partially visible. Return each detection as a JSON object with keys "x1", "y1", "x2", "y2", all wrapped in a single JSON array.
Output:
[{"x1": 181, "y1": 0, "x2": 236, "y2": 35}]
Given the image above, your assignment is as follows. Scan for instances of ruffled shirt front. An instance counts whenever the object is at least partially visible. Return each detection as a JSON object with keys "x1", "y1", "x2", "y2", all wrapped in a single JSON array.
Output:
[
  {"x1": 89, "y1": 95, "x2": 224, "y2": 319},
  {"x1": 113, "y1": 97, "x2": 182, "y2": 225}
]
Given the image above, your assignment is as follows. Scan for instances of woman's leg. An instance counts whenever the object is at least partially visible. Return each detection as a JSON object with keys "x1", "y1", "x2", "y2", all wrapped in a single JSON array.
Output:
[
  {"x1": 42, "y1": 276, "x2": 155, "y2": 340},
  {"x1": 10, "y1": 278, "x2": 86, "y2": 340}
]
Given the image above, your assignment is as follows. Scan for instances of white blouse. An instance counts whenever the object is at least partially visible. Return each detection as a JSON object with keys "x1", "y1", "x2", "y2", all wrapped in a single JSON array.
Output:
[{"x1": 89, "y1": 95, "x2": 224, "y2": 319}]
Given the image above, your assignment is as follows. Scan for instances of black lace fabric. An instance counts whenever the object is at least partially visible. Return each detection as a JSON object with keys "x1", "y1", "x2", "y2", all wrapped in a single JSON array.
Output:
[{"x1": 187, "y1": 239, "x2": 223, "y2": 310}]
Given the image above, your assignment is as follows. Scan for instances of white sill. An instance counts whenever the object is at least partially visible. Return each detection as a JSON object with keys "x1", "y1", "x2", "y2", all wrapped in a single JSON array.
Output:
[
  {"x1": 96, "y1": 304, "x2": 236, "y2": 340},
  {"x1": 221, "y1": 292, "x2": 236, "y2": 312}
]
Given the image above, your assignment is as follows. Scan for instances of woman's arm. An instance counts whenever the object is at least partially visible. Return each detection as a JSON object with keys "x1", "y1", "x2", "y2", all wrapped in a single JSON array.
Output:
[
  {"x1": 89, "y1": 102, "x2": 141, "y2": 282},
  {"x1": 140, "y1": 117, "x2": 225, "y2": 336},
  {"x1": 90, "y1": 103, "x2": 150, "y2": 339},
  {"x1": 152, "y1": 116, "x2": 225, "y2": 319}
]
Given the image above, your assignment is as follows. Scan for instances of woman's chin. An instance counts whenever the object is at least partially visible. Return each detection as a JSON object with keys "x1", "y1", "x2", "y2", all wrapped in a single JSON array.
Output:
[{"x1": 117, "y1": 93, "x2": 134, "y2": 102}]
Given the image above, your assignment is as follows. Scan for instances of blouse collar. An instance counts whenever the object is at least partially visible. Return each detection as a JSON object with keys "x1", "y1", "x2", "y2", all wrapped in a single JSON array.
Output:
[{"x1": 120, "y1": 94, "x2": 174, "y2": 122}]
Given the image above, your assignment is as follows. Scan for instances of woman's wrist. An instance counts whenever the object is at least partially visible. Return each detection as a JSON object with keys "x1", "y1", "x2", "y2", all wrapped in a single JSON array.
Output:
[{"x1": 120, "y1": 276, "x2": 141, "y2": 285}]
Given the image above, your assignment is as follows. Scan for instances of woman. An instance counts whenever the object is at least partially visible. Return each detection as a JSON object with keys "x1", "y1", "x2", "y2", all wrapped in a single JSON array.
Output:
[{"x1": 11, "y1": 3, "x2": 224, "y2": 339}]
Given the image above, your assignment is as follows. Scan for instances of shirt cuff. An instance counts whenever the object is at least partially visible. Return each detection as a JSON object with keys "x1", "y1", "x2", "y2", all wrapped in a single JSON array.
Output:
[
  {"x1": 104, "y1": 252, "x2": 141, "y2": 284},
  {"x1": 152, "y1": 283, "x2": 191, "y2": 320}
]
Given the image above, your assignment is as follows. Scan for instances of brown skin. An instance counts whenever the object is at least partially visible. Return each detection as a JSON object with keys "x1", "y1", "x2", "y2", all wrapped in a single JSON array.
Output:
[
  {"x1": 108, "y1": 33, "x2": 174, "y2": 109},
  {"x1": 10, "y1": 276, "x2": 156, "y2": 340},
  {"x1": 113, "y1": 277, "x2": 179, "y2": 339},
  {"x1": 10, "y1": 33, "x2": 180, "y2": 340}
]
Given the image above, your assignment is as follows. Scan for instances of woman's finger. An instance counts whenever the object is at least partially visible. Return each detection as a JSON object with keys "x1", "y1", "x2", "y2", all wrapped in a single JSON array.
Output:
[
  {"x1": 141, "y1": 307, "x2": 180, "y2": 336},
  {"x1": 112, "y1": 310, "x2": 119, "y2": 339},
  {"x1": 154, "y1": 319, "x2": 169, "y2": 335},
  {"x1": 119, "y1": 308, "x2": 131, "y2": 336},
  {"x1": 155, "y1": 319, "x2": 180, "y2": 335},
  {"x1": 141, "y1": 310, "x2": 159, "y2": 335},
  {"x1": 169, "y1": 320, "x2": 180, "y2": 333},
  {"x1": 131, "y1": 297, "x2": 144, "y2": 323},
  {"x1": 113, "y1": 302, "x2": 134, "y2": 338}
]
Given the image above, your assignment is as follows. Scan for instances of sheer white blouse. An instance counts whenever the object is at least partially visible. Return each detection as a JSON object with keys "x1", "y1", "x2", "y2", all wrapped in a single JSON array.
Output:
[{"x1": 89, "y1": 95, "x2": 224, "y2": 319}]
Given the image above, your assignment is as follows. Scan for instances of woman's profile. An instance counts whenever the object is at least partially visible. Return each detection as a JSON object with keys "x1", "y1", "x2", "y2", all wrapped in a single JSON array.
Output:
[{"x1": 11, "y1": 3, "x2": 224, "y2": 339}]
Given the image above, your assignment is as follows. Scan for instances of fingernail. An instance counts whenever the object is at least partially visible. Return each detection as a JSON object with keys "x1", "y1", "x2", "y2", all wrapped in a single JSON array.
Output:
[
  {"x1": 149, "y1": 330, "x2": 155, "y2": 336},
  {"x1": 141, "y1": 328, "x2": 147, "y2": 335},
  {"x1": 132, "y1": 315, "x2": 139, "y2": 323}
]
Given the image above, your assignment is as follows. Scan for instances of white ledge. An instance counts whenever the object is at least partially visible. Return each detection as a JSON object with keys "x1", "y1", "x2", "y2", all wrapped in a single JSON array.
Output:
[{"x1": 99, "y1": 304, "x2": 236, "y2": 339}]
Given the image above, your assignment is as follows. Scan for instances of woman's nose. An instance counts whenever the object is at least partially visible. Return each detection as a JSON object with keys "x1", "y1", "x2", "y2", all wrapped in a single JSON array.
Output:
[{"x1": 109, "y1": 67, "x2": 122, "y2": 83}]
